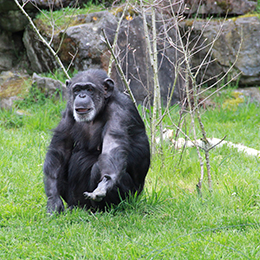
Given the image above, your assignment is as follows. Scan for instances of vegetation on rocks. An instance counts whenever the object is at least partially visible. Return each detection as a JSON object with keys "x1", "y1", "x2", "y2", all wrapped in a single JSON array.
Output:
[{"x1": 35, "y1": 3, "x2": 104, "y2": 35}]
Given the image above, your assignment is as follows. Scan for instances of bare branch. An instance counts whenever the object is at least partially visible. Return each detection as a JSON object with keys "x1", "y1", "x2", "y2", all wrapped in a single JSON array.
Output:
[
  {"x1": 107, "y1": 1, "x2": 130, "y2": 76},
  {"x1": 101, "y1": 29, "x2": 137, "y2": 108},
  {"x1": 14, "y1": 0, "x2": 70, "y2": 79}
]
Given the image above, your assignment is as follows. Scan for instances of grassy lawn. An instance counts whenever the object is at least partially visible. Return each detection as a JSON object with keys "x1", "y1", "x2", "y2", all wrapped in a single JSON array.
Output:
[{"x1": 0, "y1": 88, "x2": 260, "y2": 259}]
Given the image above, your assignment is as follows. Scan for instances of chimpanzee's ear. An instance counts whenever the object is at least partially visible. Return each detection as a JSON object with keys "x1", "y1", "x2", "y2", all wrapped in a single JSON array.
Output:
[
  {"x1": 103, "y1": 78, "x2": 114, "y2": 98},
  {"x1": 66, "y1": 79, "x2": 71, "y2": 88}
]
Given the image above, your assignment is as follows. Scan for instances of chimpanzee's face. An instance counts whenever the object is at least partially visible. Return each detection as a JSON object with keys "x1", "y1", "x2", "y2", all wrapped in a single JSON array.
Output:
[
  {"x1": 71, "y1": 82, "x2": 101, "y2": 122},
  {"x1": 65, "y1": 71, "x2": 115, "y2": 123}
]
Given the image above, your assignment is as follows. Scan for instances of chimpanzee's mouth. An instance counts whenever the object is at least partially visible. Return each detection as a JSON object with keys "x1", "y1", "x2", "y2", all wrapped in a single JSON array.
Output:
[{"x1": 75, "y1": 108, "x2": 93, "y2": 114}]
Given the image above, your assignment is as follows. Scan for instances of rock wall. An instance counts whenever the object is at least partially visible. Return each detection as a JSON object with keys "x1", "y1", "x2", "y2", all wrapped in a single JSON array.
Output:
[
  {"x1": 182, "y1": 0, "x2": 256, "y2": 17},
  {"x1": 1, "y1": 0, "x2": 260, "y2": 109},
  {"x1": 180, "y1": 15, "x2": 260, "y2": 86},
  {"x1": 23, "y1": 10, "x2": 185, "y2": 105}
]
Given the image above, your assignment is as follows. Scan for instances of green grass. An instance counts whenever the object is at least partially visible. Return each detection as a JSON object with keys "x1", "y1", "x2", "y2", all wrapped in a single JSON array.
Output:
[
  {"x1": 257, "y1": 0, "x2": 260, "y2": 14},
  {"x1": 0, "y1": 89, "x2": 260, "y2": 259}
]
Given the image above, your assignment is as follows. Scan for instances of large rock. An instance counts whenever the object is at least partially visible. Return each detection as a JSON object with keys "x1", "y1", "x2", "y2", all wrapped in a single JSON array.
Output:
[
  {"x1": 23, "y1": 26, "x2": 59, "y2": 73},
  {"x1": 0, "y1": 71, "x2": 29, "y2": 110},
  {"x1": 0, "y1": 29, "x2": 29, "y2": 73},
  {"x1": 23, "y1": 11, "x2": 118, "y2": 73},
  {"x1": 32, "y1": 73, "x2": 68, "y2": 100},
  {"x1": 180, "y1": 15, "x2": 260, "y2": 86},
  {"x1": 0, "y1": 32, "x2": 15, "y2": 71},
  {"x1": 55, "y1": 11, "x2": 118, "y2": 71},
  {"x1": 0, "y1": 0, "x2": 35, "y2": 32},
  {"x1": 111, "y1": 15, "x2": 184, "y2": 105},
  {"x1": 0, "y1": 11, "x2": 33, "y2": 32},
  {"x1": 24, "y1": 11, "x2": 185, "y2": 104}
]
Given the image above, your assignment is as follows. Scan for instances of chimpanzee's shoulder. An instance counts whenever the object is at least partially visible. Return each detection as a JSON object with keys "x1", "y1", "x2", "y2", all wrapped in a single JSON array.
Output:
[
  {"x1": 111, "y1": 90, "x2": 135, "y2": 109},
  {"x1": 106, "y1": 90, "x2": 144, "y2": 126}
]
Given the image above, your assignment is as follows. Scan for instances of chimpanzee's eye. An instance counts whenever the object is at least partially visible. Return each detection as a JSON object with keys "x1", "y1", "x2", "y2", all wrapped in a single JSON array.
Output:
[{"x1": 73, "y1": 87, "x2": 80, "y2": 96}]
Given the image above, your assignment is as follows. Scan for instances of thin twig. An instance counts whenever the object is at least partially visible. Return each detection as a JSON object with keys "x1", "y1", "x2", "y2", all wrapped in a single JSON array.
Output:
[
  {"x1": 172, "y1": 6, "x2": 205, "y2": 193},
  {"x1": 207, "y1": 135, "x2": 227, "y2": 151},
  {"x1": 107, "y1": 0, "x2": 130, "y2": 76},
  {"x1": 140, "y1": 0, "x2": 164, "y2": 154},
  {"x1": 102, "y1": 29, "x2": 137, "y2": 108}
]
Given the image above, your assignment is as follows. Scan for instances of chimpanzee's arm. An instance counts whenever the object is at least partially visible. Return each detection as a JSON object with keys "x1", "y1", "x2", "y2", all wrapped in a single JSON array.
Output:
[
  {"x1": 44, "y1": 114, "x2": 74, "y2": 213},
  {"x1": 83, "y1": 107, "x2": 129, "y2": 201}
]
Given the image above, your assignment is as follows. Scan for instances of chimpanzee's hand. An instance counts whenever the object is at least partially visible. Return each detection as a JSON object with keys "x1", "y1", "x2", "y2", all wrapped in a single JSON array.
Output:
[{"x1": 47, "y1": 196, "x2": 64, "y2": 214}]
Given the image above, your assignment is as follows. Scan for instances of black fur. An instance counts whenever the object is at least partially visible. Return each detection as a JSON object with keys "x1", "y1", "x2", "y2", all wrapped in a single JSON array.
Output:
[{"x1": 43, "y1": 69, "x2": 150, "y2": 213}]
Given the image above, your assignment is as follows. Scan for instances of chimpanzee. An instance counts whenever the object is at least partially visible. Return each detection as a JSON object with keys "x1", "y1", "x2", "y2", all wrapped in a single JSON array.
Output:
[{"x1": 43, "y1": 69, "x2": 150, "y2": 214}]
